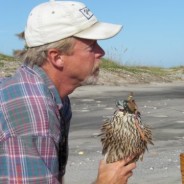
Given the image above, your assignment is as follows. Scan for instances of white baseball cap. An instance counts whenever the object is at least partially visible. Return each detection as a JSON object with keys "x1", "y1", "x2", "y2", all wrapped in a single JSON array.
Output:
[{"x1": 25, "y1": 0, "x2": 122, "y2": 47}]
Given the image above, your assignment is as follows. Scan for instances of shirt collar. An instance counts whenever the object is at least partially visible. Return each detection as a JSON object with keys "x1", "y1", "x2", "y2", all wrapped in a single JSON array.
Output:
[{"x1": 29, "y1": 65, "x2": 62, "y2": 109}]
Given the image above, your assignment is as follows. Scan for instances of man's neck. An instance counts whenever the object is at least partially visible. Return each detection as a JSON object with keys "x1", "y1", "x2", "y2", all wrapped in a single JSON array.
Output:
[{"x1": 41, "y1": 64, "x2": 80, "y2": 99}]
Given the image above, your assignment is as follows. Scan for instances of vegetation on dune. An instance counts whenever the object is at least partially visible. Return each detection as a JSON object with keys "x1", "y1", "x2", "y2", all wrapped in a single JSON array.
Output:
[
  {"x1": 0, "y1": 53, "x2": 183, "y2": 83},
  {"x1": 0, "y1": 53, "x2": 15, "y2": 61},
  {"x1": 101, "y1": 58, "x2": 183, "y2": 76}
]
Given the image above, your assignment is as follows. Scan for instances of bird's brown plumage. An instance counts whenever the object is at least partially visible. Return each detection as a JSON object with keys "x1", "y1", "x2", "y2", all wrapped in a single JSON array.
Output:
[{"x1": 100, "y1": 93, "x2": 153, "y2": 163}]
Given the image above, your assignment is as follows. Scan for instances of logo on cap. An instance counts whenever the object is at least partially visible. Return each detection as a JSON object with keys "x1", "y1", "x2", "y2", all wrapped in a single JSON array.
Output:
[{"x1": 80, "y1": 7, "x2": 93, "y2": 20}]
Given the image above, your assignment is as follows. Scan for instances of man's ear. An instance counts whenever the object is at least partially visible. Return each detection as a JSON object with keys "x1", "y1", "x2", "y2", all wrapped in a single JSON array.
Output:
[{"x1": 47, "y1": 49, "x2": 64, "y2": 68}]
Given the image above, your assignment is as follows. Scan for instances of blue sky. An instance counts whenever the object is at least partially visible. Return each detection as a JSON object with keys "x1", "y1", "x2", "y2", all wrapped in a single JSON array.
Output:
[{"x1": 0, "y1": 0, "x2": 184, "y2": 68}]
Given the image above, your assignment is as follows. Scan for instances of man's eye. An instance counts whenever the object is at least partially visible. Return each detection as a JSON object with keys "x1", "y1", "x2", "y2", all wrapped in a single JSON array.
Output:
[
  {"x1": 88, "y1": 42, "x2": 96, "y2": 51},
  {"x1": 84, "y1": 41, "x2": 97, "y2": 52},
  {"x1": 89, "y1": 44, "x2": 95, "y2": 49}
]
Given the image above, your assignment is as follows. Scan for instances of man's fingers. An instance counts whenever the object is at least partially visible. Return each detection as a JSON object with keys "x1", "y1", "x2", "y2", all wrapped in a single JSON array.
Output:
[
  {"x1": 123, "y1": 170, "x2": 134, "y2": 183},
  {"x1": 124, "y1": 155, "x2": 136, "y2": 164},
  {"x1": 117, "y1": 155, "x2": 135, "y2": 167},
  {"x1": 126, "y1": 170, "x2": 133, "y2": 178}
]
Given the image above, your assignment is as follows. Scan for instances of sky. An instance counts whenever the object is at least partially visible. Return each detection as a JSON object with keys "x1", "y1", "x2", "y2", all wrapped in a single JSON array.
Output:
[{"x1": 0, "y1": 0, "x2": 184, "y2": 68}]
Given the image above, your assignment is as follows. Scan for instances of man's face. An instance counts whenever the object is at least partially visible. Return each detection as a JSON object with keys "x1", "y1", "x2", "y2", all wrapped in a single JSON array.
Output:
[{"x1": 63, "y1": 38, "x2": 105, "y2": 85}]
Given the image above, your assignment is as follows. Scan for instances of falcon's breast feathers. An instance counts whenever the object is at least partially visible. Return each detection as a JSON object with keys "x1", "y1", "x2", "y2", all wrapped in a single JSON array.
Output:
[{"x1": 100, "y1": 92, "x2": 154, "y2": 163}]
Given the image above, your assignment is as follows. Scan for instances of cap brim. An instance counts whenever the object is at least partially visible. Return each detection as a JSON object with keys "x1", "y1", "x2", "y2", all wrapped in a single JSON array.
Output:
[{"x1": 74, "y1": 22, "x2": 123, "y2": 40}]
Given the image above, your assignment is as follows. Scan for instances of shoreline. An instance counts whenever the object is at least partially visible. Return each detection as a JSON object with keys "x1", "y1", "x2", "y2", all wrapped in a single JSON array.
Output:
[{"x1": 70, "y1": 81, "x2": 184, "y2": 98}]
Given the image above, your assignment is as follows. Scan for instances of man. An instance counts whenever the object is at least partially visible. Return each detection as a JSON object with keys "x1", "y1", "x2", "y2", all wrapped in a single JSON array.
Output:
[{"x1": 0, "y1": 1, "x2": 136, "y2": 183}]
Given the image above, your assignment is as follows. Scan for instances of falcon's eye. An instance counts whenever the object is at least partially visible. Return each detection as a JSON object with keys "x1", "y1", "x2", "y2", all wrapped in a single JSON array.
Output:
[{"x1": 123, "y1": 101, "x2": 128, "y2": 107}]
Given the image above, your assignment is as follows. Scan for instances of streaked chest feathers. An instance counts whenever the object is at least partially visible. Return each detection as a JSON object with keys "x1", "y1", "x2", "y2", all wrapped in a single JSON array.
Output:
[{"x1": 100, "y1": 93, "x2": 154, "y2": 163}]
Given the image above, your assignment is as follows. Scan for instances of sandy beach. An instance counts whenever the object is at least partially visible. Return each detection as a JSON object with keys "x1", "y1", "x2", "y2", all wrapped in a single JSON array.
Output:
[{"x1": 65, "y1": 82, "x2": 184, "y2": 184}]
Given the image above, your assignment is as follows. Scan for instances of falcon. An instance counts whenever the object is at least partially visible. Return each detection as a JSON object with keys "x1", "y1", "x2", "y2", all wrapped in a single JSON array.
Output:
[{"x1": 100, "y1": 93, "x2": 153, "y2": 163}]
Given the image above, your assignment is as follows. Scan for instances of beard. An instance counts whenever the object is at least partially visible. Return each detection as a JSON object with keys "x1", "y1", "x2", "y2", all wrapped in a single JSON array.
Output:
[{"x1": 80, "y1": 68, "x2": 100, "y2": 86}]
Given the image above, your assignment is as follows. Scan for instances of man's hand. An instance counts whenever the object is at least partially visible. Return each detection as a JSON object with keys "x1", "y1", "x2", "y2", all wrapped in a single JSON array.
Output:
[{"x1": 94, "y1": 157, "x2": 136, "y2": 184}]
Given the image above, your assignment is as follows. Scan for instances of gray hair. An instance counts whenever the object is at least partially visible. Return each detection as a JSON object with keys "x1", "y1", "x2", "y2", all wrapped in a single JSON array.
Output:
[{"x1": 15, "y1": 36, "x2": 75, "y2": 67}]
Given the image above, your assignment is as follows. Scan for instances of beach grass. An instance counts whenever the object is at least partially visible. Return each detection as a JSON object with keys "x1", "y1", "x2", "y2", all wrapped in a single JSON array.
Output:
[
  {"x1": 0, "y1": 53, "x2": 183, "y2": 78},
  {"x1": 101, "y1": 58, "x2": 176, "y2": 77},
  {"x1": 0, "y1": 53, "x2": 15, "y2": 61}
]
